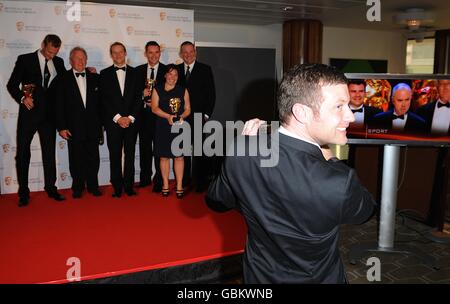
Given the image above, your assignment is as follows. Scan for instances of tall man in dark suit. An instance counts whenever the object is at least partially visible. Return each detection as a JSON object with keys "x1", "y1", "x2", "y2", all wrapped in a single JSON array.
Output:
[
  {"x1": 348, "y1": 80, "x2": 381, "y2": 129},
  {"x1": 100, "y1": 42, "x2": 141, "y2": 197},
  {"x1": 7, "y1": 34, "x2": 66, "y2": 207},
  {"x1": 177, "y1": 41, "x2": 216, "y2": 192},
  {"x1": 416, "y1": 79, "x2": 450, "y2": 135},
  {"x1": 370, "y1": 83, "x2": 426, "y2": 134},
  {"x1": 135, "y1": 41, "x2": 166, "y2": 192},
  {"x1": 206, "y1": 64, "x2": 375, "y2": 283},
  {"x1": 55, "y1": 47, "x2": 103, "y2": 199}
]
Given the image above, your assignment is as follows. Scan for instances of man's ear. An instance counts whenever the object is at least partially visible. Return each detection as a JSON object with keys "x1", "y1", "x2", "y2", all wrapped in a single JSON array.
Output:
[{"x1": 291, "y1": 103, "x2": 312, "y2": 124}]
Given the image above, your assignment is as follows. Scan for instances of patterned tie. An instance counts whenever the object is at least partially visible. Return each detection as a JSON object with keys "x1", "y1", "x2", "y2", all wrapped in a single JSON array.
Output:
[
  {"x1": 43, "y1": 59, "x2": 50, "y2": 90},
  {"x1": 185, "y1": 65, "x2": 191, "y2": 82}
]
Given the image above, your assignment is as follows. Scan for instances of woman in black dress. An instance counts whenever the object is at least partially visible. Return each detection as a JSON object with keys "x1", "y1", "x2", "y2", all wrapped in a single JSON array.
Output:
[{"x1": 151, "y1": 64, "x2": 191, "y2": 198}]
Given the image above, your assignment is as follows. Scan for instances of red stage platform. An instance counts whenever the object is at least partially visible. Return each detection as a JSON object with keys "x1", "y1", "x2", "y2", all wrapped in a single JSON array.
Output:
[{"x1": 0, "y1": 185, "x2": 246, "y2": 283}]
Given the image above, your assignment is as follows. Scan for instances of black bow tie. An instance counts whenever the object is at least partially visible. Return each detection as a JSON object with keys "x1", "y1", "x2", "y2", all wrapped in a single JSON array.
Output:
[
  {"x1": 393, "y1": 115, "x2": 405, "y2": 120},
  {"x1": 437, "y1": 102, "x2": 450, "y2": 108},
  {"x1": 114, "y1": 66, "x2": 126, "y2": 71},
  {"x1": 351, "y1": 108, "x2": 363, "y2": 113},
  {"x1": 75, "y1": 72, "x2": 85, "y2": 78}
]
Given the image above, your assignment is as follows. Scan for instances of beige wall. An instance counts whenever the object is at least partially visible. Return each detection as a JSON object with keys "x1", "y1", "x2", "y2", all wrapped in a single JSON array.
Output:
[
  {"x1": 195, "y1": 22, "x2": 407, "y2": 75},
  {"x1": 323, "y1": 26, "x2": 407, "y2": 73}
]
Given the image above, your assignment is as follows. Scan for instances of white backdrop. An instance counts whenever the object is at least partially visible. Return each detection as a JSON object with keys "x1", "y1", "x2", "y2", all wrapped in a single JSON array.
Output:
[{"x1": 0, "y1": 0, "x2": 194, "y2": 194}]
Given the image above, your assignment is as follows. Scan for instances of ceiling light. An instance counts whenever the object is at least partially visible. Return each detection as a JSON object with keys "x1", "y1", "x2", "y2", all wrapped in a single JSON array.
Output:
[{"x1": 393, "y1": 8, "x2": 435, "y2": 31}]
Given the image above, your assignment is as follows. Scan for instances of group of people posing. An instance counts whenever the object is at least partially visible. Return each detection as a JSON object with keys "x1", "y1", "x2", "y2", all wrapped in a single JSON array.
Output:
[{"x1": 7, "y1": 34, "x2": 215, "y2": 207}]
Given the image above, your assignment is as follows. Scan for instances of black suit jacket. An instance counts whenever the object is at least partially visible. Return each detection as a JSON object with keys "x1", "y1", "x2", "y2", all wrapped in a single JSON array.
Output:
[
  {"x1": 362, "y1": 105, "x2": 382, "y2": 125},
  {"x1": 55, "y1": 69, "x2": 102, "y2": 141},
  {"x1": 7, "y1": 50, "x2": 65, "y2": 124},
  {"x1": 206, "y1": 132, "x2": 375, "y2": 283},
  {"x1": 416, "y1": 101, "x2": 450, "y2": 135},
  {"x1": 177, "y1": 61, "x2": 215, "y2": 117},
  {"x1": 99, "y1": 65, "x2": 141, "y2": 129},
  {"x1": 370, "y1": 110, "x2": 427, "y2": 134}
]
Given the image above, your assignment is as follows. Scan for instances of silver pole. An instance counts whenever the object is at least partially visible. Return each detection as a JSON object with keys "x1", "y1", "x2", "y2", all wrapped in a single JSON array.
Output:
[{"x1": 378, "y1": 145, "x2": 401, "y2": 249}]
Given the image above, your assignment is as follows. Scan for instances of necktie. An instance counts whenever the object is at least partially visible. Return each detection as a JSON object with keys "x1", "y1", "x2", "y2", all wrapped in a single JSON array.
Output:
[
  {"x1": 114, "y1": 66, "x2": 126, "y2": 71},
  {"x1": 393, "y1": 115, "x2": 405, "y2": 120},
  {"x1": 43, "y1": 59, "x2": 50, "y2": 90},
  {"x1": 437, "y1": 102, "x2": 450, "y2": 108},
  {"x1": 185, "y1": 65, "x2": 191, "y2": 82},
  {"x1": 150, "y1": 67, "x2": 155, "y2": 80},
  {"x1": 351, "y1": 108, "x2": 363, "y2": 113},
  {"x1": 75, "y1": 72, "x2": 85, "y2": 78}
]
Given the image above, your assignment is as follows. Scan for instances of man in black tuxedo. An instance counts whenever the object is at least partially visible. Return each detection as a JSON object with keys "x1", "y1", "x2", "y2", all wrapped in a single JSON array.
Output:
[
  {"x1": 206, "y1": 64, "x2": 375, "y2": 283},
  {"x1": 177, "y1": 41, "x2": 216, "y2": 192},
  {"x1": 416, "y1": 79, "x2": 450, "y2": 135},
  {"x1": 370, "y1": 83, "x2": 426, "y2": 134},
  {"x1": 6, "y1": 34, "x2": 66, "y2": 207},
  {"x1": 135, "y1": 41, "x2": 166, "y2": 192},
  {"x1": 348, "y1": 80, "x2": 381, "y2": 129},
  {"x1": 99, "y1": 42, "x2": 141, "y2": 197},
  {"x1": 55, "y1": 47, "x2": 103, "y2": 199}
]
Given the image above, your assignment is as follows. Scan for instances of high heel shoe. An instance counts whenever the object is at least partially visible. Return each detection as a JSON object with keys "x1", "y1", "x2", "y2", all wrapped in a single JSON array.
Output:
[
  {"x1": 162, "y1": 188, "x2": 170, "y2": 197},
  {"x1": 175, "y1": 189, "x2": 184, "y2": 199}
]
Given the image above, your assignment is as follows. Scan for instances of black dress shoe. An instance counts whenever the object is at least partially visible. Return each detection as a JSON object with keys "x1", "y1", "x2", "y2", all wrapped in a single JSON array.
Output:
[
  {"x1": 18, "y1": 197, "x2": 29, "y2": 207},
  {"x1": 125, "y1": 189, "x2": 137, "y2": 196},
  {"x1": 152, "y1": 184, "x2": 162, "y2": 193},
  {"x1": 138, "y1": 181, "x2": 151, "y2": 188},
  {"x1": 88, "y1": 189, "x2": 102, "y2": 197},
  {"x1": 47, "y1": 191, "x2": 65, "y2": 201},
  {"x1": 72, "y1": 191, "x2": 82, "y2": 199},
  {"x1": 112, "y1": 190, "x2": 122, "y2": 198}
]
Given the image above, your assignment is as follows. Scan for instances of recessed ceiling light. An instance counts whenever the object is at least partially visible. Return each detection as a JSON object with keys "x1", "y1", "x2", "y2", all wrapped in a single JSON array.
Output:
[{"x1": 283, "y1": 6, "x2": 293, "y2": 11}]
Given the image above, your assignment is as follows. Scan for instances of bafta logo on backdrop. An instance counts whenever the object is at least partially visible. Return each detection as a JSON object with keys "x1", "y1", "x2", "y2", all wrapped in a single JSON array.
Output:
[
  {"x1": 54, "y1": 5, "x2": 63, "y2": 16},
  {"x1": 60, "y1": 172, "x2": 68, "y2": 181},
  {"x1": 175, "y1": 28, "x2": 182, "y2": 38},
  {"x1": 126, "y1": 25, "x2": 134, "y2": 35},
  {"x1": 2, "y1": 144, "x2": 10, "y2": 154},
  {"x1": 16, "y1": 21, "x2": 24, "y2": 32},
  {"x1": 109, "y1": 8, "x2": 116, "y2": 18},
  {"x1": 159, "y1": 11, "x2": 166, "y2": 21},
  {"x1": 73, "y1": 23, "x2": 81, "y2": 34},
  {"x1": 58, "y1": 140, "x2": 66, "y2": 150},
  {"x1": 0, "y1": 38, "x2": 4, "y2": 49},
  {"x1": 4, "y1": 176, "x2": 12, "y2": 186},
  {"x1": 1, "y1": 109, "x2": 9, "y2": 119},
  {"x1": 0, "y1": 3, "x2": 4, "y2": 13}
]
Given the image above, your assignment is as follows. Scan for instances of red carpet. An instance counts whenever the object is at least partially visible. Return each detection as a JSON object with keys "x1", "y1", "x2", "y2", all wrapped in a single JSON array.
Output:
[{"x1": 0, "y1": 185, "x2": 246, "y2": 283}]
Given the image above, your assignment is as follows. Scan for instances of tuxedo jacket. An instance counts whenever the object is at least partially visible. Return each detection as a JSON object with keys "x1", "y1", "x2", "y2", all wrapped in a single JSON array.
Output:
[
  {"x1": 99, "y1": 65, "x2": 141, "y2": 130},
  {"x1": 7, "y1": 50, "x2": 65, "y2": 125},
  {"x1": 177, "y1": 61, "x2": 215, "y2": 117},
  {"x1": 362, "y1": 106, "x2": 382, "y2": 124},
  {"x1": 370, "y1": 110, "x2": 427, "y2": 134},
  {"x1": 416, "y1": 101, "x2": 450, "y2": 135},
  {"x1": 206, "y1": 132, "x2": 375, "y2": 283},
  {"x1": 55, "y1": 69, "x2": 102, "y2": 141}
]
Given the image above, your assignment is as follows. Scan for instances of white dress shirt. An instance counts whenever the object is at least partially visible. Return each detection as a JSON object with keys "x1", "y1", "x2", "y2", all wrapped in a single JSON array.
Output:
[
  {"x1": 73, "y1": 69, "x2": 86, "y2": 108},
  {"x1": 38, "y1": 50, "x2": 57, "y2": 87},
  {"x1": 392, "y1": 111, "x2": 407, "y2": 131},
  {"x1": 430, "y1": 100, "x2": 450, "y2": 135}
]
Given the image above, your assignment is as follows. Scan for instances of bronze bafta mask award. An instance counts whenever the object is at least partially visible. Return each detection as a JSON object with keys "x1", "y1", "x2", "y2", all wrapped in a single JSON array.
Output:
[
  {"x1": 22, "y1": 83, "x2": 36, "y2": 98},
  {"x1": 145, "y1": 78, "x2": 155, "y2": 98},
  {"x1": 169, "y1": 97, "x2": 181, "y2": 122}
]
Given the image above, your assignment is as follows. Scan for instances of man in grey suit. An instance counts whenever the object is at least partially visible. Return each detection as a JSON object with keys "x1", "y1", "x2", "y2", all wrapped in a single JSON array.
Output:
[{"x1": 206, "y1": 64, "x2": 376, "y2": 283}]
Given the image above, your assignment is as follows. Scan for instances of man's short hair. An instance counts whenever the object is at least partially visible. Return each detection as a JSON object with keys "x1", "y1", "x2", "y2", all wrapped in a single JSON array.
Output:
[
  {"x1": 180, "y1": 41, "x2": 195, "y2": 51},
  {"x1": 145, "y1": 41, "x2": 160, "y2": 51},
  {"x1": 391, "y1": 83, "x2": 412, "y2": 100},
  {"x1": 109, "y1": 41, "x2": 126, "y2": 54},
  {"x1": 278, "y1": 63, "x2": 348, "y2": 124},
  {"x1": 69, "y1": 46, "x2": 87, "y2": 59},
  {"x1": 43, "y1": 34, "x2": 62, "y2": 48},
  {"x1": 348, "y1": 79, "x2": 365, "y2": 86}
]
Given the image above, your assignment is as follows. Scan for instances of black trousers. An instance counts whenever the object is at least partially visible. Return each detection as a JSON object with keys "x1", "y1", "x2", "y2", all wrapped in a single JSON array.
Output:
[
  {"x1": 106, "y1": 124, "x2": 138, "y2": 192},
  {"x1": 138, "y1": 107, "x2": 161, "y2": 186},
  {"x1": 15, "y1": 119, "x2": 57, "y2": 198},
  {"x1": 68, "y1": 138, "x2": 100, "y2": 192}
]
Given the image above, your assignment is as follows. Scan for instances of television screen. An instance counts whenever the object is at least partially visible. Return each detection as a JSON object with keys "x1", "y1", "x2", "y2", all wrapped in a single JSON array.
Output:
[{"x1": 345, "y1": 74, "x2": 450, "y2": 146}]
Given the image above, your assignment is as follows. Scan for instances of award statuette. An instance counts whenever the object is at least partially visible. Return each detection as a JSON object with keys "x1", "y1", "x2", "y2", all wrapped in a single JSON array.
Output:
[
  {"x1": 169, "y1": 97, "x2": 181, "y2": 122},
  {"x1": 143, "y1": 78, "x2": 155, "y2": 107},
  {"x1": 22, "y1": 83, "x2": 36, "y2": 98}
]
